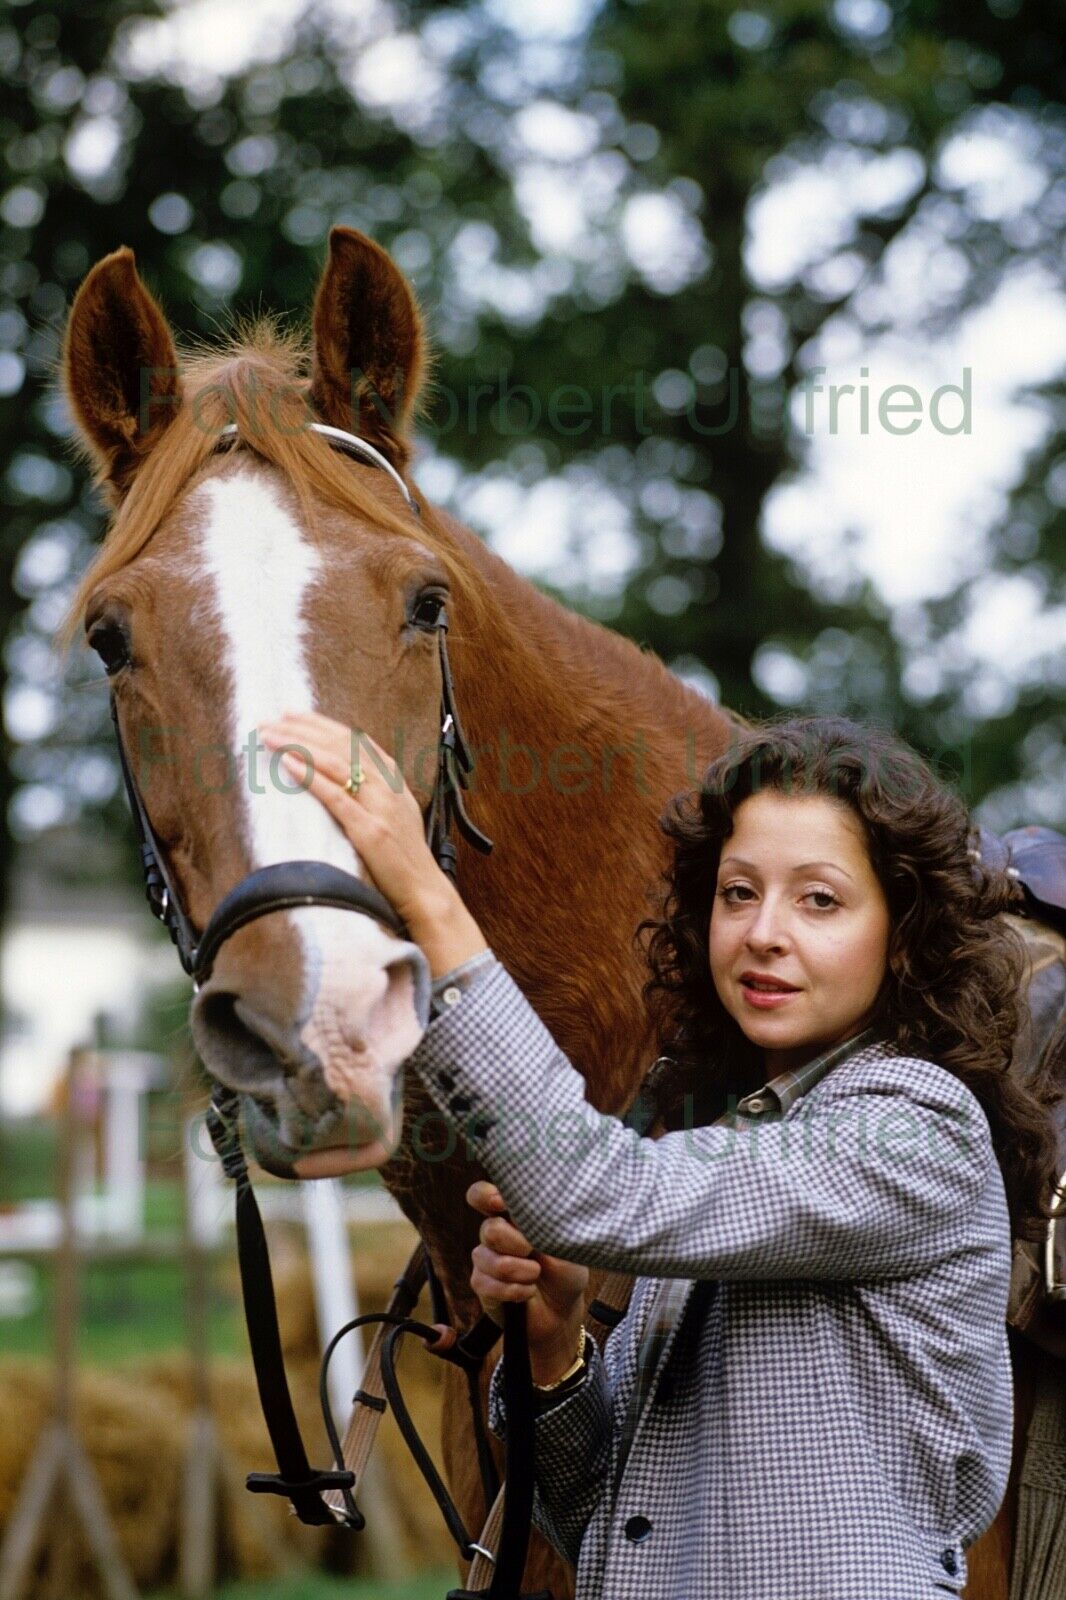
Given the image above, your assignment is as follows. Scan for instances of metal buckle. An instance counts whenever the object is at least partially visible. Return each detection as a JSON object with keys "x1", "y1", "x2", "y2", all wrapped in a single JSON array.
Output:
[{"x1": 467, "y1": 1542, "x2": 496, "y2": 1563}]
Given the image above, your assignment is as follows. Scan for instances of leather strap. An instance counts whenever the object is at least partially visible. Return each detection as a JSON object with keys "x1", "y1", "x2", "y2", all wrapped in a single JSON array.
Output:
[
  {"x1": 206, "y1": 1090, "x2": 357, "y2": 1525},
  {"x1": 195, "y1": 859, "x2": 406, "y2": 982}
]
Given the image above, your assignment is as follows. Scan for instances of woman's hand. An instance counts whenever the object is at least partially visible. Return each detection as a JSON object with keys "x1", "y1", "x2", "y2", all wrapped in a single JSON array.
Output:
[
  {"x1": 466, "y1": 1180, "x2": 589, "y2": 1385},
  {"x1": 258, "y1": 711, "x2": 460, "y2": 937}
]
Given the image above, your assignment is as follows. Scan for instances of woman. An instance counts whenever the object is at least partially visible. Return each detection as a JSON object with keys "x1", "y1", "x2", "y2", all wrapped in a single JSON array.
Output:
[{"x1": 259, "y1": 710, "x2": 1057, "y2": 1599}]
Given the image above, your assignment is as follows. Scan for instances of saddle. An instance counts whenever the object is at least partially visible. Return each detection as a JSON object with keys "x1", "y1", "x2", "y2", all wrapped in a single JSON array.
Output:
[{"x1": 974, "y1": 827, "x2": 1066, "y2": 1358}]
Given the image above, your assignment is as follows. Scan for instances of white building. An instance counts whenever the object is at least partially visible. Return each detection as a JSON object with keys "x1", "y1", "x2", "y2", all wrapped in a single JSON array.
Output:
[{"x1": 0, "y1": 835, "x2": 180, "y2": 1116}]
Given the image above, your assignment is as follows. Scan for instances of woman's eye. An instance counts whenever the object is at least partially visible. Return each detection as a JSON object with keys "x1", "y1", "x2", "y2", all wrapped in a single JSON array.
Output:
[
  {"x1": 717, "y1": 884, "x2": 838, "y2": 910},
  {"x1": 88, "y1": 621, "x2": 131, "y2": 676},
  {"x1": 410, "y1": 592, "x2": 447, "y2": 630}
]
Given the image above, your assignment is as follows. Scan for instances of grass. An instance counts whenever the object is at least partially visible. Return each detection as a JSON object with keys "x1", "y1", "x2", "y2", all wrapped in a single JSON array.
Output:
[
  {"x1": 0, "y1": 1254, "x2": 246, "y2": 1361},
  {"x1": 0, "y1": 1151, "x2": 249, "y2": 1362},
  {"x1": 0, "y1": 1117, "x2": 56, "y2": 1202},
  {"x1": 0, "y1": 1133, "x2": 393, "y2": 1364}
]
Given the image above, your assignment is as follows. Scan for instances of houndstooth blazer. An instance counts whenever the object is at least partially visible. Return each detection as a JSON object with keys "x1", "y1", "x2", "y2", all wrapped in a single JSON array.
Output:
[{"x1": 409, "y1": 952, "x2": 1014, "y2": 1600}]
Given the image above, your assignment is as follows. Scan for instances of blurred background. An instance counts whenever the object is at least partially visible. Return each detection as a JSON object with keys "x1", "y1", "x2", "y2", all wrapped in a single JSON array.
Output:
[{"x1": 0, "y1": 1, "x2": 1062, "y2": 1596}]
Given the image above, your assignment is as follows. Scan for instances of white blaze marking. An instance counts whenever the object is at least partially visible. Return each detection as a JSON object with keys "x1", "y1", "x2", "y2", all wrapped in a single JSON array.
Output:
[
  {"x1": 192, "y1": 464, "x2": 430, "y2": 1127},
  {"x1": 195, "y1": 468, "x2": 360, "y2": 876}
]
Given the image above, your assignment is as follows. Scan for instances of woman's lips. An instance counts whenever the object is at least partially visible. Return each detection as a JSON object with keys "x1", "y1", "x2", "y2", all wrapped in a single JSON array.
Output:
[{"x1": 739, "y1": 979, "x2": 801, "y2": 1009}]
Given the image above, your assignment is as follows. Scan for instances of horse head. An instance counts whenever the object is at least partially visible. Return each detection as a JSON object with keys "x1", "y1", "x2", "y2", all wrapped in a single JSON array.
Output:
[{"x1": 62, "y1": 228, "x2": 489, "y2": 1180}]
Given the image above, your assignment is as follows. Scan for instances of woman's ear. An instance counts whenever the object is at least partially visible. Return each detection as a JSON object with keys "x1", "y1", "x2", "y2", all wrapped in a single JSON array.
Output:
[
  {"x1": 309, "y1": 226, "x2": 426, "y2": 468},
  {"x1": 62, "y1": 247, "x2": 182, "y2": 499}
]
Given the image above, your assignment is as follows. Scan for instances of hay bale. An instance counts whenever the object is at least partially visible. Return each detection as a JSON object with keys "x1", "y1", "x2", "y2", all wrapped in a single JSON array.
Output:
[
  {"x1": 0, "y1": 1363, "x2": 49, "y2": 1531},
  {"x1": 0, "y1": 1362, "x2": 184, "y2": 1596},
  {"x1": 0, "y1": 1218, "x2": 469, "y2": 1592},
  {"x1": 144, "y1": 1217, "x2": 458, "y2": 1578},
  {"x1": 138, "y1": 1353, "x2": 332, "y2": 1580}
]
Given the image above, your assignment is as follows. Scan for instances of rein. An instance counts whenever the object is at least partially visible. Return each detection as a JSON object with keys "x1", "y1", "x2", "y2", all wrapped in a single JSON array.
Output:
[{"x1": 104, "y1": 420, "x2": 600, "y2": 1598}]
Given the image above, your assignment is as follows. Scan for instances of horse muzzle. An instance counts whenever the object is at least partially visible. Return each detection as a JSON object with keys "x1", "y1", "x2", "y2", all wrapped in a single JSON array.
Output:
[{"x1": 240, "y1": 1068, "x2": 407, "y2": 1180}]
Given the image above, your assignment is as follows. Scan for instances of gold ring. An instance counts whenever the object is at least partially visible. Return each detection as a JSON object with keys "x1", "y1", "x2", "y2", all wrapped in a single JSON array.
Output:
[{"x1": 344, "y1": 766, "x2": 363, "y2": 797}]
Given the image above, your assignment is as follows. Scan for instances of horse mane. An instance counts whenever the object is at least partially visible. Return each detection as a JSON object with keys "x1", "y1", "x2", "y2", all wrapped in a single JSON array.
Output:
[
  {"x1": 57, "y1": 317, "x2": 735, "y2": 756},
  {"x1": 57, "y1": 318, "x2": 492, "y2": 652}
]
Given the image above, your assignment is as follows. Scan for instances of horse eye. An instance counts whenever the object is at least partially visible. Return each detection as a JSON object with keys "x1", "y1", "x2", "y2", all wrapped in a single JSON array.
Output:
[
  {"x1": 88, "y1": 620, "x2": 131, "y2": 676},
  {"x1": 410, "y1": 591, "x2": 447, "y2": 631}
]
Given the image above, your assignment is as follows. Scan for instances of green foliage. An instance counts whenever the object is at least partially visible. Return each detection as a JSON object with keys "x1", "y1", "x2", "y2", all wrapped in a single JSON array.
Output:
[
  {"x1": 516, "y1": 0, "x2": 1065, "y2": 812},
  {"x1": 1, "y1": 0, "x2": 1062, "y2": 971}
]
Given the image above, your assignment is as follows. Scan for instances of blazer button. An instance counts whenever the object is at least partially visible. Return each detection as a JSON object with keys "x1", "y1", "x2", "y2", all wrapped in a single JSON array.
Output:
[
  {"x1": 940, "y1": 1549, "x2": 958, "y2": 1576},
  {"x1": 624, "y1": 1515, "x2": 652, "y2": 1544}
]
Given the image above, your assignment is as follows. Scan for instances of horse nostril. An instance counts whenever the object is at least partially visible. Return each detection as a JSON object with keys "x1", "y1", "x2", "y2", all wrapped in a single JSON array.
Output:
[
  {"x1": 190, "y1": 937, "x2": 429, "y2": 1105},
  {"x1": 191, "y1": 988, "x2": 289, "y2": 1085}
]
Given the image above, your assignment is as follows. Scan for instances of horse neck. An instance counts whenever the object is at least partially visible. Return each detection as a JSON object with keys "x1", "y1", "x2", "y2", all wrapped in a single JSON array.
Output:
[
  {"x1": 385, "y1": 504, "x2": 734, "y2": 1316},
  {"x1": 437, "y1": 505, "x2": 732, "y2": 1015}
]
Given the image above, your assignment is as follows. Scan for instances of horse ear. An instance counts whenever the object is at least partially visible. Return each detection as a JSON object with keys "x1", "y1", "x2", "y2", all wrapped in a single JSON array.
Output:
[
  {"x1": 63, "y1": 247, "x2": 182, "y2": 498},
  {"x1": 310, "y1": 227, "x2": 426, "y2": 464}
]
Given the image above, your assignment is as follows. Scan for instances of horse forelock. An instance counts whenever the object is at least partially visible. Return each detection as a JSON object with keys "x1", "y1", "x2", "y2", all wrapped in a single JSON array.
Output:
[{"x1": 58, "y1": 319, "x2": 489, "y2": 654}]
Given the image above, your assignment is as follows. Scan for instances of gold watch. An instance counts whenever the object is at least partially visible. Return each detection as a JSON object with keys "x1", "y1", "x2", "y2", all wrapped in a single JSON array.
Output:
[{"x1": 532, "y1": 1325, "x2": 588, "y2": 1392}]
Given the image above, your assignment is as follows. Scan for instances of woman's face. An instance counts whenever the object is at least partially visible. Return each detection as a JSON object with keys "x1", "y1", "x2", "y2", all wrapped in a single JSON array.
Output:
[{"x1": 708, "y1": 789, "x2": 891, "y2": 1076}]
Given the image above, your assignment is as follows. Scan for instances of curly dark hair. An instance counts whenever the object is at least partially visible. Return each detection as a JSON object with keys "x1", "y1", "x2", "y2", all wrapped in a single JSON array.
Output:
[{"x1": 637, "y1": 713, "x2": 1062, "y2": 1234}]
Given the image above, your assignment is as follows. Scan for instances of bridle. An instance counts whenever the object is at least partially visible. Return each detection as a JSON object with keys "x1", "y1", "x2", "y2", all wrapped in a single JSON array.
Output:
[
  {"x1": 109, "y1": 419, "x2": 492, "y2": 992},
  {"x1": 105, "y1": 420, "x2": 560, "y2": 1599}
]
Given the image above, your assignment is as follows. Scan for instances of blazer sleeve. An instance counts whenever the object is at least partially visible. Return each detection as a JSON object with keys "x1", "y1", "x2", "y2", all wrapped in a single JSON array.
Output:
[
  {"x1": 405, "y1": 955, "x2": 998, "y2": 1283},
  {"x1": 485, "y1": 1336, "x2": 613, "y2": 1568}
]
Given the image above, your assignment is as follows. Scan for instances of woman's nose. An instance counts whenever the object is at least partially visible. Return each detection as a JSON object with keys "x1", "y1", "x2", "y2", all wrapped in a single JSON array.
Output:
[{"x1": 745, "y1": 901, "x2": 789, "y2": 949}]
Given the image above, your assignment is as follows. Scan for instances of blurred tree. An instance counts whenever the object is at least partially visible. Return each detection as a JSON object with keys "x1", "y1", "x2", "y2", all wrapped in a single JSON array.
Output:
[
  {"x1": 1, "y1": 0, "x2": 1062, "y2": 989},
  {"x1": 0, "y1": 0, "x2": 541, "y2": 930},
  {"x1": 484, "y1": 0, "x2": 1064, "y2": 815}
]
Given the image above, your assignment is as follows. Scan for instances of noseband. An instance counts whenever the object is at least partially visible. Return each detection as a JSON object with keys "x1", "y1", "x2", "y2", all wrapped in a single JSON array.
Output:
[{"x1": 105, "y1": 423, "x2": 561, "y2": 1598}]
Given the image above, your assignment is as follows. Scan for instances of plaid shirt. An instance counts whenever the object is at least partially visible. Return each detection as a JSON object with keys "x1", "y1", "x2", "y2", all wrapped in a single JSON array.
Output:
[{"x1": 411, "y1": 954, "x2": 1012, "y2": 1599}]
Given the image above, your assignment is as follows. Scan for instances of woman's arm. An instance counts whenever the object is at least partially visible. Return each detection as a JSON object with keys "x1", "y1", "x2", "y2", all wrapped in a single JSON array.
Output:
[
  {"x1": 407, "y1": 955, "x2": 999, "y2": 1283},
  {"x1": 409, "y1": 887, "x2": 491, "y2": 980},
  {"x1": 485, "y1": 1337, "x2": 613, "y2": 1569}
]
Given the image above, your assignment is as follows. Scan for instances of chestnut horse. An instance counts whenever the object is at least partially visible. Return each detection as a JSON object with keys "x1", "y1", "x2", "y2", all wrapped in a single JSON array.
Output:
[{"x1": 59, "y1": 229, "x2": 1028, "y2": 1599}]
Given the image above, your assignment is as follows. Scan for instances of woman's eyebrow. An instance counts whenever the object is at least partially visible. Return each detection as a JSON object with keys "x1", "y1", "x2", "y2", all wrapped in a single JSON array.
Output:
[{"x1": 718, "y1": 856, "x2": 855, "y2": 882}]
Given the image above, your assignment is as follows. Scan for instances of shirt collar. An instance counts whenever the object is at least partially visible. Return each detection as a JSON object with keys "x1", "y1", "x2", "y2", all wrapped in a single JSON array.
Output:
[{"x1": 734, "y1": 1024, "x2": 880, "y2": 1117}]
